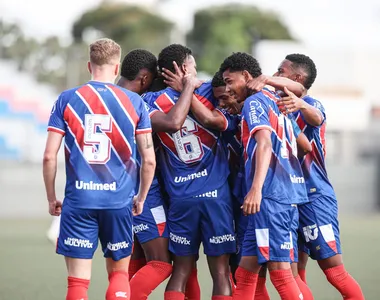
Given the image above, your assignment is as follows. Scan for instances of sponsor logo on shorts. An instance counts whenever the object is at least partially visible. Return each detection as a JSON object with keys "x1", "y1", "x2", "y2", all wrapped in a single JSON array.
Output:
[
  {"x1": 194, "y1": 189, "x2": 218, "y2": 198},
  {"x1": 174, "y1": 169, "x2": 208, "y2": 183},
  {"x1": 64, "y1": 237, "x2": 93, "y2": 248},
  {"x1": 303, "y1": 224, "x2": 318, "y2": 242},
  {"x1": 107, "y1": 241, "x2": 129, "y2": 251},
  {"x1": 133, "y1": 224, "x2": 149, "y2": 234},
  {"x1": 115, "y1": 291, "x2": 128, "y2": 298},
  {"x1": 280, "y1": 242, "x2": 292, "y2": 250},
  {"x1": 290, "y1": 174, "x2": 305, "y2": 184},
  {"x1": 209, "y1": 234, "x2": 236, "y2": 244},
  {"x1": 75, "y1": 180, "x2": 116, "y2": 191},
  {"x1": 170, "y1": 233, "x2": 191, "y2": 245}
]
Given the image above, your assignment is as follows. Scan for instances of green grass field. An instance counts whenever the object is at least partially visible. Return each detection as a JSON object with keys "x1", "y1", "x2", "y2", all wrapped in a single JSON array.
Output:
[{"x1": 0, "y1": 215, "x2": 379, "y2": 300}]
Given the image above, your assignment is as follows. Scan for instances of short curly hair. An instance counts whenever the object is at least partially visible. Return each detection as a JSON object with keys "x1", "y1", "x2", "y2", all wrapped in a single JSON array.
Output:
[
  {"x1": 219, "y1": 52, "x2": 262, "y2": 78},
  {"x1": 211, "y1": 71, "x2": 225, "y2": 88},
  {"x1": 285, "y1": 53, "x2": 317, "y2": 90},
  {"x1": 158, "y1": 44, "x2": 192, "y2": 74},
  {"x1": 120, "y1": 49, "x2": 157, "y2": 81}
]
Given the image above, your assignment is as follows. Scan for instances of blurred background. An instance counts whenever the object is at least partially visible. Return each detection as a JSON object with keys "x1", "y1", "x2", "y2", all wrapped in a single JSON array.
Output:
[{"x1": 0, "y1": 0, "x2": 379, "y2": 299}]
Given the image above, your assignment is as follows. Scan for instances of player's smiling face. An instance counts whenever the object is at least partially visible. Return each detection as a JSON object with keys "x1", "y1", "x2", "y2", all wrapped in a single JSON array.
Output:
[
  {"x1": 213, "y1": 86, "x2": 242, "y2": 115},
  {"x1": 223, "y1": 69, "x2": 249, "y2": 104}
]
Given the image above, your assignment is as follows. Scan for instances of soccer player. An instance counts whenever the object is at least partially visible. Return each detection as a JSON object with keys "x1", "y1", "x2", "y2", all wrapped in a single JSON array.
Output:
[
  {"x1": 275, "y1": 53, "x2": 365, "y2": 299},
  {"x1": 117, "y1": 49, "x2": 158, "y2": 95},
  {"x1": 42, "y1": 38, "x2": 156, "y2": 300},
  {"x1": 220, "y1": 52, "x2": 309, "y2": 300},
  {"x1": 118, "y1": 50, "x2": 200, "y2": 300},
  {"x1": 144, "y1": 44, "x2": 237, "y2": 300}
]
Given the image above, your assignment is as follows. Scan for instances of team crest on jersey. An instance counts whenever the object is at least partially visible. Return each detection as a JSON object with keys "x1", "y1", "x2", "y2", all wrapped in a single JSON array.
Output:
[{"x1": 248, "y1": 100, "x2": 264, "y2": 125}]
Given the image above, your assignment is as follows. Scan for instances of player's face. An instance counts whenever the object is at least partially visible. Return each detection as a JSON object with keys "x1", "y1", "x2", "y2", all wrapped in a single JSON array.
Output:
[
  {"x1": 274, "y1": 59, "x2": 297, "y2": 80},
  {"x1": 223, "y1": 69, "x2": 249, "y2": 103},
  {"x1": 182, "y1": 55, "x2": 197, "y2": 76},
  {"x1": 141, "y1": 70, "x2": 155, "y2": 94},
  {"x1": 213, "y1": 86, "x2": 241, "y2": 115}
]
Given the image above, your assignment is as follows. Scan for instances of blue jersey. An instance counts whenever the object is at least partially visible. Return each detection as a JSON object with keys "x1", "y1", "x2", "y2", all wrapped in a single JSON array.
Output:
[
  {"x1": 48, "y1": 81, "x2": 152, "y2": 209},
  {"x1": 143, "y1": 82, "x2": 233, "y2": 200},
  {"x1": 222, "y1": 114, "x2": 245, "y2": 200},
  {"x1": 294, "y1": 96, "x2": 335, "y2": 200},
  {"x1": 241, "y1": 88, "x2": 308, "y2": 205}
]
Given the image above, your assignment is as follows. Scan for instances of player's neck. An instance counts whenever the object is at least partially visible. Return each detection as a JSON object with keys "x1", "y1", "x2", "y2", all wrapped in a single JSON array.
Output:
[{"x1": 117, "y1": 77, "x2": 140, "y2": 94}]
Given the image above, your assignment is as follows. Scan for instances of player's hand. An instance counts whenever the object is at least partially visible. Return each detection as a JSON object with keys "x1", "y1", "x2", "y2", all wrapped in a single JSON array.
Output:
[
  {"x1": 48, "y1": 200, "x2": 62, "y2": 216},
  {"x1": 242, "y1": 189, "x2": 262, "y2": 215},
  {"x1": 132, "y1": 195, "x2": 145, "y2": 216},
  {"x1": 277, "y1": 87, "x2": 305, "y2": 114},
  {"x1": 162, "y1": 61, "x2": 184, "y2": 92},
  {"x1": 246, "y1": 74, "x2": 268, "y2": 94}
]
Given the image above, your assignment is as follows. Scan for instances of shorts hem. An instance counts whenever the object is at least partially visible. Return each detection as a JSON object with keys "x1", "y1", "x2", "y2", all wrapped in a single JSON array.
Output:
[
  {"x1": 138, "y1": 235, "x2": 168, "y2": 244},
  {"x1": 56, "y1": 250, "x2": 94, "y2": 259},
  {"x1": 204, "y1": 248, "x2": 237, "y2": 257},
  {"x1": 104, "y1": 251, "x2": 132, "y2": 261}
]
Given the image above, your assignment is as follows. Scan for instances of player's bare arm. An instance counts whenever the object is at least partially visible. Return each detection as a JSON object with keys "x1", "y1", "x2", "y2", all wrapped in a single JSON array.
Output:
[
  {"x1": 43, "y1": 131, "x2": 63, "y2": 216},
  {"x1": 190, "y1": 96, "x2": 228, "y2": 131},
  {"x1": 278, "y1": 87, "x2": 323, "y2": 126},
  {"x1": 246, "y1": 75, "x2": 305, "y2": 97},
  {"x1": 151, "y1": 72, "x2": 198, "y2": 133},
  {"x1": 134, "y1": 132, "x2": 156, "y2": 216},
  {"x1": 243, "y1": 129, "x2": 272, "y2": 216}
]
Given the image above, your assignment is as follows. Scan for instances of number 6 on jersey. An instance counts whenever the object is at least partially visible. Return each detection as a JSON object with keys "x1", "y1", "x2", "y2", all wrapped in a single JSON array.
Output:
[{"x1": 83, "y1": 114, "x2": 112, "y2": 164}]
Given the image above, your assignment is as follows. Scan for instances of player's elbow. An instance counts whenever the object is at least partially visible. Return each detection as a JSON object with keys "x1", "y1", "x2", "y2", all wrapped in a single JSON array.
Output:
[
  {"x1": 168, "y1": 117, "x2": 184, "y2": 133},
  {"x1": 43, "y1": 151, "x2": 56, "y2": 164},
  {"x1": 141, "y1": 155, "x2": 156, "y2": 170}
]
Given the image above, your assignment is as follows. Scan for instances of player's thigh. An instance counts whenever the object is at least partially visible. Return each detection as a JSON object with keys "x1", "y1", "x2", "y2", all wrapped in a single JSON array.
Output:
[
  {"x1": 141, "y1": 237, "x2": 170, "y2": 263},
  {"x1": 98, "y1": 204, "x2": 133, "y2": 263},
  {"x1": 298, "y1": 196, "x2": 341, "y2": 260},
  {"x1": 200, "y1": 185, "x2": 236, "y2": 256},
  {"x1": 168, "y1": 199, "x2": 201, "y2": 256},
  {"x1": 57, "y1": 204, "x2": 99, "y2": 260},
  {"x1": 131, "y1": 237, "x2": 145, "y2": 260}
]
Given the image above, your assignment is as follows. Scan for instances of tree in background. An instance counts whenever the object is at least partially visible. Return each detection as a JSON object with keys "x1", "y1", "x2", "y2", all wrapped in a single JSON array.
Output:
[
  {"x1": 187, "y1": 4, "x2": 293, "y2": 74},
  {"x1": 72, "y1": 3, "x2": 173, "y2": 56}
]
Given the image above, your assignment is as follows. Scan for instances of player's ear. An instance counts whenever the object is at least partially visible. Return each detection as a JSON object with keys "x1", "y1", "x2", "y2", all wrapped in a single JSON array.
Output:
[
  {"x1": 141, "y1": 75, "x2": 148, "y2": 87},
  {"x1": 87, "y1": 62, "x2": 92, "y2": 74},
  {"x1": 115, "y1": 63, "x2": 120, "y2": 76},
  {"x1": 242, "y1": 70, "x2": 251, "y2": 82}
]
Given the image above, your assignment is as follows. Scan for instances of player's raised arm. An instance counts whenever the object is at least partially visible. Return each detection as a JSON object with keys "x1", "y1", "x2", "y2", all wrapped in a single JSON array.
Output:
[
  {"x1": 150, "y1": 71, "x2": 197, "y2": 133},
  {"x1": 278, "y1": 87, "x2": 323, "y2": 127},
  {"x1": 190, "y1": 96, "x2": 230, "y2": 131},
  {"x1": 43, "y1": 131, "x2": 63, "y2": 216}
]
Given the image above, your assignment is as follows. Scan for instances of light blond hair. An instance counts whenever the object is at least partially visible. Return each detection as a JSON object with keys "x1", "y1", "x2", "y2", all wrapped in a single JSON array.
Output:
[{"x1": 89, "y1": 38, "x2": 121, "y2": 66}]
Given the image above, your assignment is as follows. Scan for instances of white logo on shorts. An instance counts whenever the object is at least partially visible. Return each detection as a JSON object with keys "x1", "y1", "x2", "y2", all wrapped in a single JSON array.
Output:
[
  {"x1": 64, "y1": 238, "x2": 93, "y2": 248},
  {"x1": 303, "y1": 224, "x2": 318, "y2": 242},
  {"x1": 170, "y1": 233, "x2": 190, "y2": 245},
  {"x1": 107, "y1": 241, "x2": 129, "y2": 251},
  {"x1": 133, "y1": 224, "x2": 149, "y2": 234},
  {"x1": 209, "y1": 234, "x2": 235, "y2": 244},
  {"x1": 280, "y1": 242, "x2": 292, "y2": 250}
]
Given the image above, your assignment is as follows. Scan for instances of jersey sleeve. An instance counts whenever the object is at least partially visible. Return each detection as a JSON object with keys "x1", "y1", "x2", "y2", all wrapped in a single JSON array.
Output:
[
  {"x1": 136, "y1": 97, "x2": 152, "y2": 135},
  {"x1": 47, "y1": 93, "x2": 66, "y2": 135},
  {"x1": 303, "y1": 96, "x2": 326, "y2": 125},
  {"x1": 214, "y1": 108, "x2": 240, "y2": 132},
  {"x1": 144, "y1": 102, "x2": 159, "y2": 117},
  {"x1": 243, "y1": 95, "x2": 272, "y2": 136}
]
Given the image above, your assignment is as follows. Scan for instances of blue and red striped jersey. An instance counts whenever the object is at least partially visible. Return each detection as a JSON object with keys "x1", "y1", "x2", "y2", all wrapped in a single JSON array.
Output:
[
  {"x1": 294, "y1": 95, "x2": 335, "y2": 200},
  {"x1": 222, "y1": 114, "x2": 246, "y2": 201},
  {"x1": 241, "y1": 88, "x2": 308, "y2": 205},
  {"x1": 48, "y1": 81, "x2": 152, "y2": 209},
  {"x1": 143, "y1": 82, "x2": 233, "y2": 200}
]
